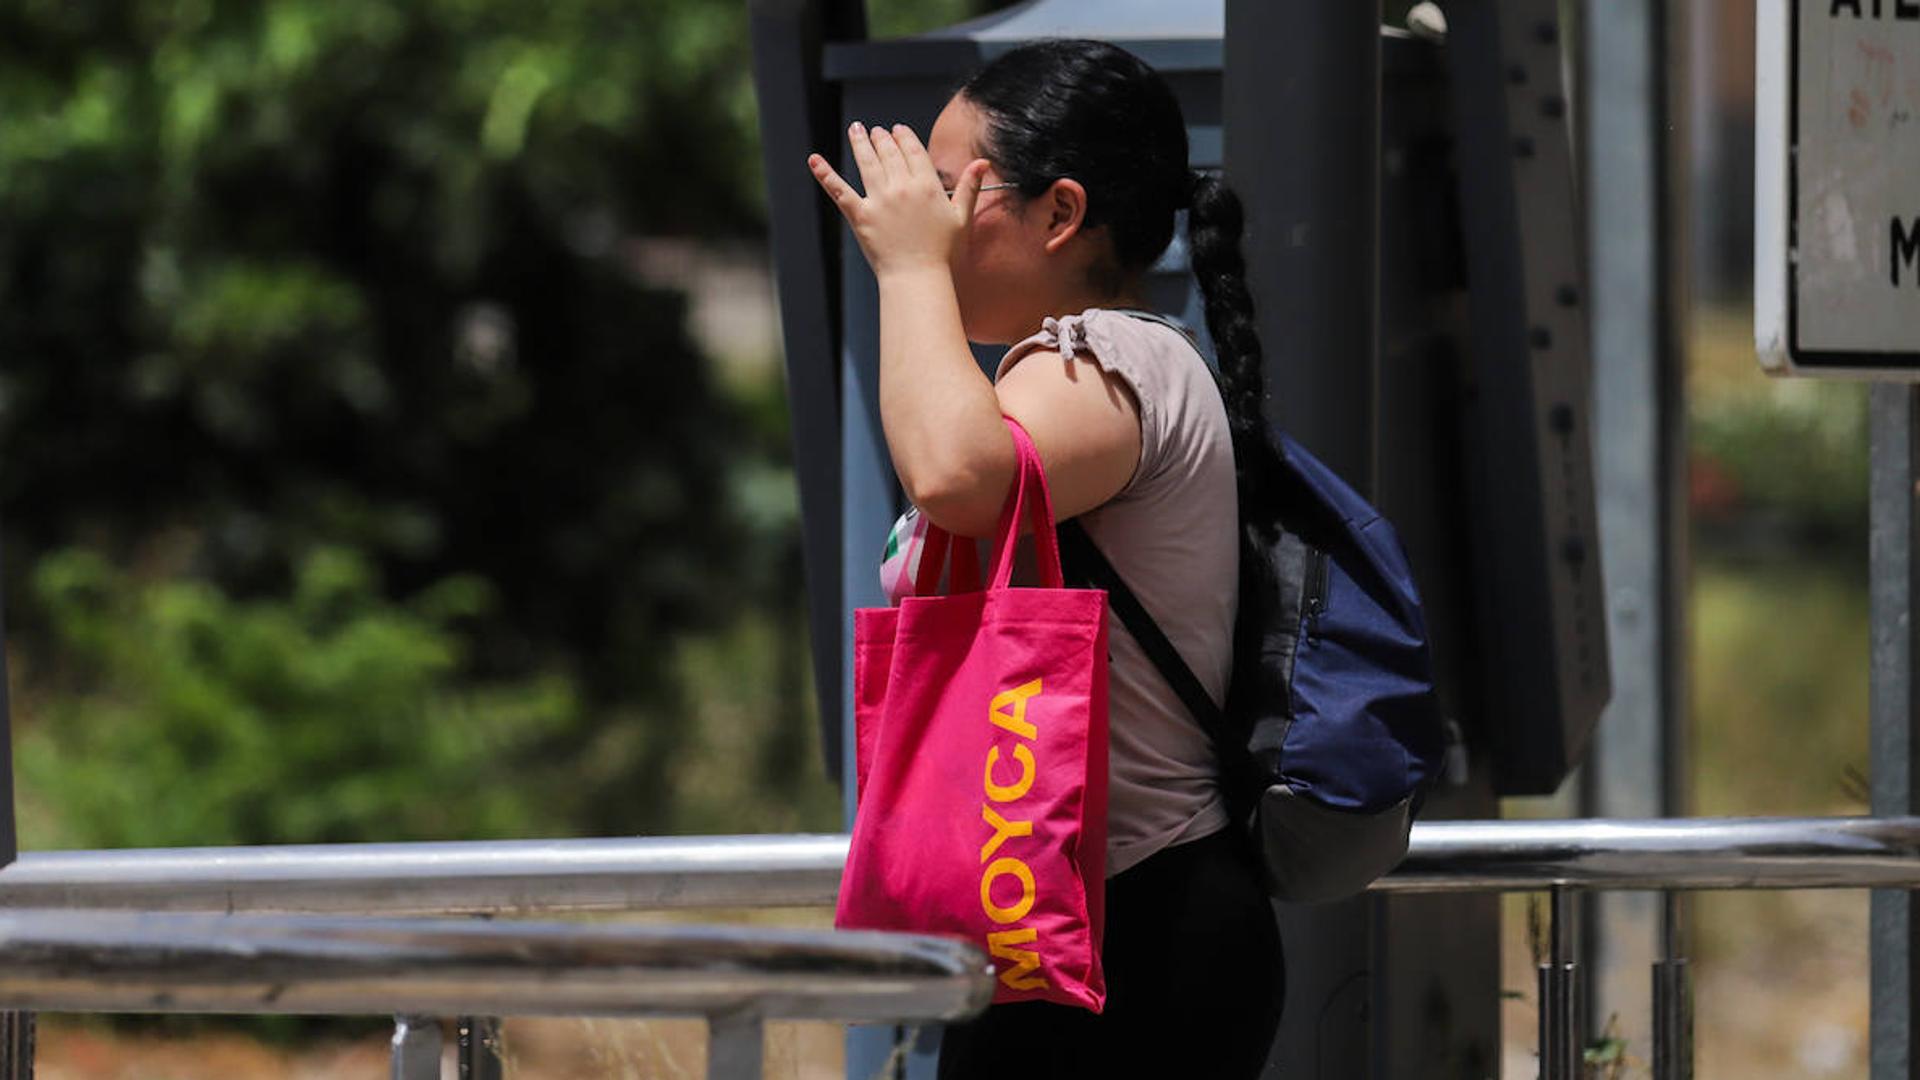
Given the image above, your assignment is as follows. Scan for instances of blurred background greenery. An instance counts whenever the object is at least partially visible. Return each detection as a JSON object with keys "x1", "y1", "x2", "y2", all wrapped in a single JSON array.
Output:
[
  {"x1": 1683, "y1": 309, "x2": 1871, "y2": 1079},
  {"x1": 0, "y1": 0, "x2": 997, "y2": 855}
]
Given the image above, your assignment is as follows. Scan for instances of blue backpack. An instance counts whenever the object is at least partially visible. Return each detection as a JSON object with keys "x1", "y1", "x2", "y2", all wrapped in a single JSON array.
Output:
[{"x1": 1058, "y1": 317, "x2": 1449, "y2": 903}]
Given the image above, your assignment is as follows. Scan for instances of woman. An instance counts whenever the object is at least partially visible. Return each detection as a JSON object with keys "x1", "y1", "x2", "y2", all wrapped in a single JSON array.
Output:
[{"x1": 809, "y1": 39, "x2": 1285, "y2": 1078}]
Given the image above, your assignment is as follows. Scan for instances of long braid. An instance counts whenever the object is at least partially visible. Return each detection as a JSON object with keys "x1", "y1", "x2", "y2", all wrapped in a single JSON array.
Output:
[
  {"x1": 1188, "y1": 173, "x2": 1283, "y2": 530},
  {"x1": 1187, "y1": 173, "x2": 1290, "y2": 737}
]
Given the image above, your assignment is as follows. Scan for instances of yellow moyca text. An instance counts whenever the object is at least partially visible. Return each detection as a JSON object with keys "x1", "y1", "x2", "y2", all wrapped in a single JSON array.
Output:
[{"x1": 980, "y1": 677, "x2": 1046, "y2": 992}]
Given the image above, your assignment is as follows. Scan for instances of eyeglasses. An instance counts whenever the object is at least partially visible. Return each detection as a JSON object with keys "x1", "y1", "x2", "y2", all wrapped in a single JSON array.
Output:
[{"x1": 944, "y1": 182, "x2": 1021, "y2": 200}]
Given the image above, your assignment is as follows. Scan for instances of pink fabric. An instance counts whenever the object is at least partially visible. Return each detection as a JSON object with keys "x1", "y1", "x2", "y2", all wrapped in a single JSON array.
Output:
[{"x1": 839, "y1": 417, "x2": 1111, "y2": 1012}]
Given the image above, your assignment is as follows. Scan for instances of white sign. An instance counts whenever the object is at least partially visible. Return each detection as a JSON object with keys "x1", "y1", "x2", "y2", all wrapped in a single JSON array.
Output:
[{"x1": 1757, "y1": 0, "x2": 1920, "y2": 375}]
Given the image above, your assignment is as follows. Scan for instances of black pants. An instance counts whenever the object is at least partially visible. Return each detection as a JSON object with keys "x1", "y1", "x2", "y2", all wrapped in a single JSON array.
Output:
[{"x1": 937, "y1": 828, "x2": 1285, "y2": 1080}]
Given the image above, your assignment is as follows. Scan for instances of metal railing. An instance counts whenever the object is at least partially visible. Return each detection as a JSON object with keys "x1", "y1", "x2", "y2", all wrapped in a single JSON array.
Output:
[
  {"x1": 0, "y1": 910, "x2": 991, "y2": 1080},
  {"x1": 0, "y1": 910, "x2": 991, "y2": 1020},
  {"x1": 1385, "y1": 815, "x2": 1920, "y2": 891},
  {"x1": 3, "y1": 816, "x2": 1917, "y2": 1078},
  {"x1": 6, "y1": 816, "x2": 1911, "y2": 916},
  {"x1": 0, "y1": 833, "x2": 850, "y2": 915}
]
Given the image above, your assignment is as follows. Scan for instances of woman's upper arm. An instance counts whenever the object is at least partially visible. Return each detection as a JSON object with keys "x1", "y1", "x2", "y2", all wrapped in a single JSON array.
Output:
[{"x1": 995, "y1": 348, "x2": 1143, "y2": 523}]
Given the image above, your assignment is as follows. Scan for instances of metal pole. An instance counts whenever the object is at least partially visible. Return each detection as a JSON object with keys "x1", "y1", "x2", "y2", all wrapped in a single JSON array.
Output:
[
  {"x1": 1224, "y1": 0, "x2": 1380, "y2": 1072},
  {"x1": 746, "y1": 0, "x2": 870, "y2": 784},
  {"x1": 1538, "y1": 887, "x2": 1583, "y2": 1079},
  {"x1": 0, "y1": 1013, "x2": 29, "y2": 1080},
  {"x1": 1536, "y1": 961, "x2": 1562, "y2": 1078},
  {"x1": 1581, "y1": 0, "x2": 1688, "y2": 1058},
  {"x1": 1871, "y1": 383, "x2": 1920, "y2": 1080},
  {"x1": 708, "y1": 1014, "x2": 765, "y2": 1080},
  {"x1": 1225, "y1": 0, "x2": 1379, "y2": 482},
  {"x1": 391, "y1": 1015, "x2": 442, "y2": 1080},
  {"x1": 0, "y1": 538, "x2": 18, "y2": 874},
  {"x1": 1651, "y1": 890, "x2": 1694, "y2": 1080},
  {"x1": 456, "y1": 1017, "x2": 502, "y2": 1080},
  {"x1": 830, "y1": 59, "x2": 926, "y2": 1080}
]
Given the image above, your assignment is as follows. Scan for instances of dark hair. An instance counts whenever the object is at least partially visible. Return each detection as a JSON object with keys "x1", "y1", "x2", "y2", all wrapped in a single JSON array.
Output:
[{"x1": 960, "y1": 39, "x2": 1283, "y2": 518}]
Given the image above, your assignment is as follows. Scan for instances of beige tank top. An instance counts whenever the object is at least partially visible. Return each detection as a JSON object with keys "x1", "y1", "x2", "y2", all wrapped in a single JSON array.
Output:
[{"x1": 996, "y1": 308, "x2": 1239, "y2": 876}]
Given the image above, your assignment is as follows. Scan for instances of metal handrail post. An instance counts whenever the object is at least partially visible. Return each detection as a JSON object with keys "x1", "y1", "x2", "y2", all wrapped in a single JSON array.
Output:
[
  {"x1": 1651, "y1": 890, "x2": 1693, "y2": 1080},
  {"x1": 1535, "y1": 957, "x2": 1559, "y2": 1079},
  {"x1": 709, "y1": 1013, "x2": 765, "y2": 1080},
  {"x1": 391, "y1": 1015, "x2": 441, "y2": 1080},
  {"x1": 0, "y1": 1012, "x2": 31, "y2": 1080},
  {"x1": 457, "y1": 1017, "x2": 502, "y2": 1080},
  {"x1": 1539, "y1": 886, "x2": 1583, "y2": 1079}
]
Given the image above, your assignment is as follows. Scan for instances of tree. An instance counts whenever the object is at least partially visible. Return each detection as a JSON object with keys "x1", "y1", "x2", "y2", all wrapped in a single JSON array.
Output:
[
  {"x1": 0, "y1": 0, "x2": 1014, "y2": 846},
  {"x1": 0, "y1": 0, "x2": 772, "y2": 837}
]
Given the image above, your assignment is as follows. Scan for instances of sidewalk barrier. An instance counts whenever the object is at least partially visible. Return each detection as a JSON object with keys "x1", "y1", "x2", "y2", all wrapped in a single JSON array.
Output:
[
  {"x1": 6, "y1": 816, "x2": 1918, "y2": 1078},
  {"x1": 0, "y1": 910, "x2": 991, "y2": 1080}
]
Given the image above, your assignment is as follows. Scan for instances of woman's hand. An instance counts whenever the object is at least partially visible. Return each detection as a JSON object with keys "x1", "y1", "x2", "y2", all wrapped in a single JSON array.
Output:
[{"x1": 808, "y1": 122, "x2": 990, "y2": 278}]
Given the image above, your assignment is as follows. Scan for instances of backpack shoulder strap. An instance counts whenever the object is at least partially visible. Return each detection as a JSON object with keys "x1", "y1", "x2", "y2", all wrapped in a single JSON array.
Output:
[
  {"x1": 1057, "y1": 519, "x2": 1228, "y2": 743},
  {"x1": 1058, "y1": 520, "x2": 1262, "y2": 827}
]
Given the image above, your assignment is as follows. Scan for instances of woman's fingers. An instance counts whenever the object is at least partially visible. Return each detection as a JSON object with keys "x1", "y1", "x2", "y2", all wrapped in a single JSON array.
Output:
[
  {"x1": 950, "y1": 158, "x2": 991, "y2": 222},
  {"x1": 879, "y1": 123, "x2": 933, "y2": 183},
  {"x1": 868, "y1": 124, "x2": 910, "y2": 183},
  {"x1": 816, "y1": 122, "x2": 964, "y2": 273},
  {"x1": 891, "y1": 124, "x2": 937, "y2": 182},
  {"x1": 808, "y1": 153, "x2": 861, "y2": 219},
  {"x1": 846, "y1": 121, "x2": 886, "y2": 192}
]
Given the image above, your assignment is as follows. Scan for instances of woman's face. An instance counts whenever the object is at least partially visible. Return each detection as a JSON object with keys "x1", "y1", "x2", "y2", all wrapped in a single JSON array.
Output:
[{"x1": 926, "y1": 95, "x2": 1054, "y2": 345}]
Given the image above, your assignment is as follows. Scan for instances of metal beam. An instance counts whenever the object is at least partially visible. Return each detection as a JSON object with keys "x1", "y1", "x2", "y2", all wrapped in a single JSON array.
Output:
[
  {"x1": 1581, "y1": 0, "x2": 1688, "y2": 1062},
  {"x1": 747, "y1": 0, "x2": 869, "y2": 784},
  {"x1": 1445, "y1": 0, "x2": 1611, "y2": 797}
]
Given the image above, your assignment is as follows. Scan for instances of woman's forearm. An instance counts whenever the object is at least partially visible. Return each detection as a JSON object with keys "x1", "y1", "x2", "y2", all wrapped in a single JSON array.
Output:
[{"x1": 876, "y1": 265, "x2": 1015, "y2": 536}]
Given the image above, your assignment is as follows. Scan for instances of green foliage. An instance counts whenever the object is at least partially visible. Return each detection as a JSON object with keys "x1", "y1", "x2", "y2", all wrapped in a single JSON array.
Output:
[
  {"x1": 667, "y1": 605, "x2": 841, "y2": 836},
  {"x1": 0, "y1": 0, "x2": 776, "y2": 839},
  {"x1": 1691, "y1": 379, "x2": 1869, "y2": 547},
  {"x1": 18, "y1": 546, "x2": 579, "y2": 849},
  {"x1": 1583, "y1": 1015, "x2": 1632, "y2": 1080},
  {"x1": 0, "y1": 0, "x2": 1014, "y2": 852}
]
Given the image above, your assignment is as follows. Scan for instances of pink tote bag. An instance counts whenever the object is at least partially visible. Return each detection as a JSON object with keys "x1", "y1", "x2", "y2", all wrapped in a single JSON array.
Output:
[{"x1": 839, "y1": 417, "x2": 1111, "y2": 1012}]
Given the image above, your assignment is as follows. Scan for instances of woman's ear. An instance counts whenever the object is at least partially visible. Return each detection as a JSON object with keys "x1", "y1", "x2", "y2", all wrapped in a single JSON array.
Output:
[{"x1": 1040, "y1": 178, "x2": 1089, "y2": 255}]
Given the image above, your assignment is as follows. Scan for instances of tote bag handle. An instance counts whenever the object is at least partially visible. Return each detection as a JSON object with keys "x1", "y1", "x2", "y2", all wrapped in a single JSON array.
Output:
[
  {"x1": 905, "y1": 417, "x2": 1062, "y2": 596},
  {"x1": 990, "y1": 417, "x2": 1065, "y2": 590},
  {"x1": 912, "y1": 520, "x2": 982, "y2": 595}
]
